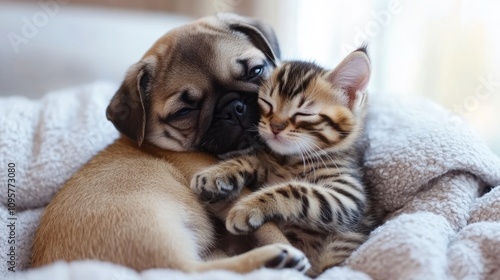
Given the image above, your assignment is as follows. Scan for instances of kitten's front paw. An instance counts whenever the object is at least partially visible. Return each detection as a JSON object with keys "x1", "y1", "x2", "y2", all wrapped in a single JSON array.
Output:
[
  {"x1": 226, "y1": 203, "x2": 265, "y2": 234},
  {"x1": 190, "y1": 168, "x2": 243, "y2": 203}
]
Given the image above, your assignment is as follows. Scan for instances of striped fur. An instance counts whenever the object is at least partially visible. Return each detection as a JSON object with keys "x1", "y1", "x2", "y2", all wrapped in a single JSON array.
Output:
[{"x1": 192, "y1": 48, "x2": 376, "y2": 276}]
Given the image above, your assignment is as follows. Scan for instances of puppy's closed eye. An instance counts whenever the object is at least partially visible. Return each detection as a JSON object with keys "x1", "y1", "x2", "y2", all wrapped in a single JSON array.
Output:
[
  {"x1": 173, "y1": 108, "x2": 198, "y2": 118},
  {"x1": 159, "y1": 108, "x2": 199, "y2": 126},
  {"x1": 166, "y1": 90, "x2": 201, "y2": 121}
]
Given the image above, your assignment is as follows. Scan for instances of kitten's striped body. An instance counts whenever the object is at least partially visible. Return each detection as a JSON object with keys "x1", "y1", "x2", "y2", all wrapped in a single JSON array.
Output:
[
  {"x1": 192, "y1": 48, "x2": 377, "y2": 276},
  {"x1": 218, "y1": 144, "x2": 373, "y2": 275}
]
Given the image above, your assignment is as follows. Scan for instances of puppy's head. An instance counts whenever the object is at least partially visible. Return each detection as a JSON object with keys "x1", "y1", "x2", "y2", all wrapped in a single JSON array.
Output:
[{"x1": 106, "y1": 13, "x2": 280, "y2": 156}]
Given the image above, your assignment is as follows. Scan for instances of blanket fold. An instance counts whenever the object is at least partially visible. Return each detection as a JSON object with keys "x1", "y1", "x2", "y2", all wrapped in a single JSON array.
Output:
[{"x1": 1, "y1": 82, "x2": 499, "y2": 279}]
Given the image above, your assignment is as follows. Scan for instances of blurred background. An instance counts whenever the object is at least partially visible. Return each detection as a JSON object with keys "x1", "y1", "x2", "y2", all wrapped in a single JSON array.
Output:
[{"x1": 1, "y1": 0, "x2": 499, "y2": 154}]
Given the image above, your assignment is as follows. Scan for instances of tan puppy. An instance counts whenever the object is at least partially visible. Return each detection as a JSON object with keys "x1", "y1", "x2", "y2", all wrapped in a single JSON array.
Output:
[{"x1": 31, "y1": 14, "x2": 309, "y2": 273}]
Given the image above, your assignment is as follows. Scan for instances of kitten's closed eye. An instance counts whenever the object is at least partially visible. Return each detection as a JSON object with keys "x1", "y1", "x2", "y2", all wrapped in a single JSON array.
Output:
[{"x1": 290, "y1": 112, "x2": 316, "y2": 125}]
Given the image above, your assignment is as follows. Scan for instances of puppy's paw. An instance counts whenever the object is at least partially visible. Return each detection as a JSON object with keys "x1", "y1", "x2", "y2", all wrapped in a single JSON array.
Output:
[
  {"x1": 226, "y1": 203, "x2": 265, "y2": 234},
  {"x1": 191, "y1": 167, "x2": 243, "y2": 203},
  {"x1": 261, "y1": 244, "x2": 311, "y2": 273}
]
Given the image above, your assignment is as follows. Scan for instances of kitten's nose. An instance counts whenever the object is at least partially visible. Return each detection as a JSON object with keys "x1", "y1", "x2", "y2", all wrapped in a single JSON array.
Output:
[{"x1": 270, "y1": 122, "x2": 287, "y2": 135}]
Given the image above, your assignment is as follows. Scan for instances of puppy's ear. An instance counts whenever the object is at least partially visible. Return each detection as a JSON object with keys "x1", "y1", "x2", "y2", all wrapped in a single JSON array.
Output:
[
  {"x1": 220, "y1": 13, "x2": 281, "y2": 65},
  {"x1": 106, "y1": 57, "x2": 155, "y2": 146}
]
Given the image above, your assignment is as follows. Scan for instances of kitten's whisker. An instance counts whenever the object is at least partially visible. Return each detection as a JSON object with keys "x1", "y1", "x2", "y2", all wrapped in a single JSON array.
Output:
[
  {"x1": 308, "y1": 141, "x2": 341, "y2": 174},
  {"x1": 300, "y1": 141, "x2": 323, "y2": 179},
  {"x1": 299, "y1": 141, "x2": 315, "y2": 176},
  {"x1": 296, "y1": 134, "x2": 339, "y2": 175},
  {"x1": 295, "y1": 142, "x2": 308, "y2": 175},
  {"x1": 299, "y1": 140, "x2": 317, "y2": 179}
]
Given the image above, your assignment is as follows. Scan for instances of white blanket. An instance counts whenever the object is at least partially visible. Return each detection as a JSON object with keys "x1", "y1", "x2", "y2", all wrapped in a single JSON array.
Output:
[{"x1": 1, "y1": 82, "x2": 499, "y2": 280}]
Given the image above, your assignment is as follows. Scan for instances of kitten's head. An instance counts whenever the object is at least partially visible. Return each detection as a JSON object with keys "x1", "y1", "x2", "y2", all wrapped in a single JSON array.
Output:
[{"x1": 257, "y1": 48, "x2": 371, "y2": 155}]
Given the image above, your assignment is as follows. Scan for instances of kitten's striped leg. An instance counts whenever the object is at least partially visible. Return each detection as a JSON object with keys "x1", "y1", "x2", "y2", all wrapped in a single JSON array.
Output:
[
  {"x1": 316, "y1": 231, "x2": 367, "y2": 273},
  {"x1": 226, "y1": 180, "x2": 366, "y2": 234}
]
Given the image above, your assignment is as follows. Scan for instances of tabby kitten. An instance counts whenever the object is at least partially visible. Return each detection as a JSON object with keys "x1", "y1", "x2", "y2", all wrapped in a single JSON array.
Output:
[{"x1": 192, "y1": 47, "x2": 374, "y2": 276}]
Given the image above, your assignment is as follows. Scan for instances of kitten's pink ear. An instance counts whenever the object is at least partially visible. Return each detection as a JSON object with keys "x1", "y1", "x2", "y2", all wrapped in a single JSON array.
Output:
[{"x1": 326, "y1": 48, "x2": 371, "y2": 108}]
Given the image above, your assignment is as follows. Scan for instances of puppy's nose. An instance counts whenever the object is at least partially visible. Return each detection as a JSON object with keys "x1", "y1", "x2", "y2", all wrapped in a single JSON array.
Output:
[
  {"x1": 270, "y1": 122, "x2": 287, "y2": 135},
  {"x1": 233, "y1": 100, "x2": 246, "y2": 116}
]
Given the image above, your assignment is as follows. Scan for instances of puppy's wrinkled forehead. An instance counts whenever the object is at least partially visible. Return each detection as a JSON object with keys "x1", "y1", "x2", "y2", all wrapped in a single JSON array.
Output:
[{"x1": 147, "y1": 27, "x2": 267, "y2": 97}]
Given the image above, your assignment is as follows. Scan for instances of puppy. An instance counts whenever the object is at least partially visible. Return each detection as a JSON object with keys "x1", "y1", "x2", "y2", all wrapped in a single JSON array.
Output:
[{"x1": 31, "y1": 14, "x2": 308, "y2": 273}]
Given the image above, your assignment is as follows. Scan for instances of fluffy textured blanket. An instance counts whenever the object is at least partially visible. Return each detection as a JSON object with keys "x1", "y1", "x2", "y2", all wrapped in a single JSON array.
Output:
[{"x1": 1, "y1": 82, "x2": 499, "y2": 280}]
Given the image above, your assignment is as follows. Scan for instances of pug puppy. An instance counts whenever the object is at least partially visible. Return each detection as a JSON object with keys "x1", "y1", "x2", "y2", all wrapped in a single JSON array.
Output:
[{"x1": 31, "y1": 14, "x2": 309, "y2": 273}]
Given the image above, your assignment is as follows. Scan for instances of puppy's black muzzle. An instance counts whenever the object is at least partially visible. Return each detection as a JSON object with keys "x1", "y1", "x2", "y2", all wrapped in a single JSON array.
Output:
[{"x1": 200, "y1": 91, "x2": 259, "y2": 155}]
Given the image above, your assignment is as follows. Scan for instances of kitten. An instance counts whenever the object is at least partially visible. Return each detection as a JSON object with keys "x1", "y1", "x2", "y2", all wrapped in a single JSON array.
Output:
[{"x1": 192, "y1": 47, "x2": 376, "y2": 276}]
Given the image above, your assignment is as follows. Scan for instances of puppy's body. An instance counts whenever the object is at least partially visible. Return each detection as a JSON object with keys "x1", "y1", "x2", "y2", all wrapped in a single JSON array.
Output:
[
  {"x1": 32, "y1": 14, "x2": 308, "y2": 273},
  {"x1": 33, "y1": 137, "x2": 214, "y2": 270}
]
